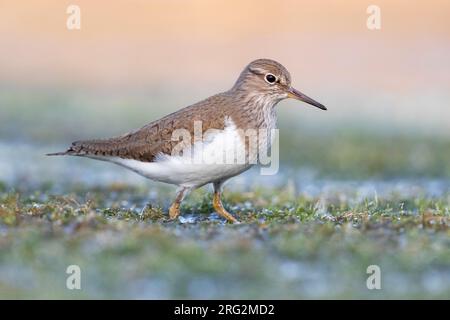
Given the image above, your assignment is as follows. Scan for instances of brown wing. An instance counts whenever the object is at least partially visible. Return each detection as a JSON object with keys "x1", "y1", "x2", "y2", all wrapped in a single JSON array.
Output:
[{"x1": 48, "y1": 93, "x2": 231, "y2": 162}]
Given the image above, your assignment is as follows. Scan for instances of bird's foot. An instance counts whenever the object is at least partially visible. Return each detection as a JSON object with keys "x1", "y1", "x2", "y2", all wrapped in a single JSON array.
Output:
[
  {"x1": 213, "y1": 192, "x2": 240, "y2": 224},
  {"x1": 215, "y1": 207, "x2": 239, "y2": 224},
  {"x1": 168, "y1": 202, "x2": 180, "y2": 220}
]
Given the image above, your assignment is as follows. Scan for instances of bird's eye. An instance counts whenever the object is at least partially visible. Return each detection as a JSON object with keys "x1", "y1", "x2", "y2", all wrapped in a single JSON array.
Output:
[{"x1": 265, "y1": 73, "x2": 277, "y2": 84}]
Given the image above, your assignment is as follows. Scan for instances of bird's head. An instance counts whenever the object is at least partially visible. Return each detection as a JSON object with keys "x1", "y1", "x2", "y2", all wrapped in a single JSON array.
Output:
[{"x1": 232, "y1": 59, "x2": 326, "y2": 110}]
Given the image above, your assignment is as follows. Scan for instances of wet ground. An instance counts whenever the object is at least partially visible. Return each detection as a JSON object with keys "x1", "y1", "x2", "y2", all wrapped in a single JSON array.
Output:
[{"x1": 1, "y1": 142, "x2": 449, "y2": 299}]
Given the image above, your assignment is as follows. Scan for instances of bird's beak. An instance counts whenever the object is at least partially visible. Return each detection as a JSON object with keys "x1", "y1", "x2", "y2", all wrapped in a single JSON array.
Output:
[{"x1": 287, "y1": 87, "x2": 327, "y2": 110}]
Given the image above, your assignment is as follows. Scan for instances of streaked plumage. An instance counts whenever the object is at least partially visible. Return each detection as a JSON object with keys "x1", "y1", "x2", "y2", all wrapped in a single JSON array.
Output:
[{"x1": 48, "y1": 59, "x2": 326, "y2": 223}]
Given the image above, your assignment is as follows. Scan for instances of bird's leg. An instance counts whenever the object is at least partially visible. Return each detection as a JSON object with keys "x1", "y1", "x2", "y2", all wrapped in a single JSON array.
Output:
[
  {"x1": 168, "y1": 187, "x2": 189, "y2": 220},
  {"x1": 213, "y1": 182, "x2": 239, "y2": 224}
]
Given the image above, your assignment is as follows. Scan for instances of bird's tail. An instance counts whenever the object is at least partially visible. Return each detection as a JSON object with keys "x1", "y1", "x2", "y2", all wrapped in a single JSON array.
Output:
[
  {"x1": 46, "y1": 151, "x2": 70, "y2": 156},
  {"x1": 46, "y1": 146, "x2": 78, "y2": 156},
  {"x1": 46, "y1": 140, "x2": 91, "y2": 157},
  {"x1": 46, "y1": 138, "x2": 128, "y2": 157}
]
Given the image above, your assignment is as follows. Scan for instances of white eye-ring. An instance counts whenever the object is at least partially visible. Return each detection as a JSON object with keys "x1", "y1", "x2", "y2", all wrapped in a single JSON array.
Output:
[{"x1": 264, "y1": 73, "x2": 277, "y2": 84}]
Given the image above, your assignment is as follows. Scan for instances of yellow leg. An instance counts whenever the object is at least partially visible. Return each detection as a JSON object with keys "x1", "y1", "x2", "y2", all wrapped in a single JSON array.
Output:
[
  {"x1": 168, "y1": 202, "x2": 181, "y2": 220},
  {"x1": 168, "y1": 187, "x2": 188, "y2": 220},
  {"x1": 213, "y1": 191, "x2": 239, "y2": 223}
]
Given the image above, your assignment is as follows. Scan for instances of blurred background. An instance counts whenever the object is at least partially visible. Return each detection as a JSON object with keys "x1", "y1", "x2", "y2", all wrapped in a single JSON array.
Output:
[
  {"x1": 1, "y1": 0, "x2": 450, "y2": 183},
  {"x1": 0, "y1": 0, "x2": 449, "y2": 299}
]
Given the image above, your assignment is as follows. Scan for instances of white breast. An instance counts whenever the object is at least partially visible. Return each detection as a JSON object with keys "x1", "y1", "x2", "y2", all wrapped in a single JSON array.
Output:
[{"x1": 95, "y1": 118, "x2": 253, "y2": 188}]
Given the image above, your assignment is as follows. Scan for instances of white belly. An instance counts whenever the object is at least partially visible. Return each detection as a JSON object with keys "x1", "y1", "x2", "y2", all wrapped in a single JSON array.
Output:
[
  {"x1": 92, "y1": 118, "x2": 254, "y2": 188},
  {"x1": 111, "y1": 159, "x2": 252, "y2": 188}
]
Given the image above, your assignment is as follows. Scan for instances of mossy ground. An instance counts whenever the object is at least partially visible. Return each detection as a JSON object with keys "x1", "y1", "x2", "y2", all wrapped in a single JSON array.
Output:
[
  {"x1": 1, "y1": 92, "x2": 449, "y2": 298},
  {"x1": 1, "y1": 182, "x2": 449, "y2": 299}
]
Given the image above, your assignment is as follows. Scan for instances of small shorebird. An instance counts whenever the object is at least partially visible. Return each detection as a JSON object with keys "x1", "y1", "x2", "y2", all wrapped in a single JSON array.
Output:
[{"x1": 48, "y1": 59, "x2": 326, "y2": 223}]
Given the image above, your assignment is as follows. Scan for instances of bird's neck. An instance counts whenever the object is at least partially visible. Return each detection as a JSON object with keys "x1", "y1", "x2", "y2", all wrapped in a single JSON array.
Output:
[{"x1": 230, "y1": 90, "x2": 279, "y2": 131}]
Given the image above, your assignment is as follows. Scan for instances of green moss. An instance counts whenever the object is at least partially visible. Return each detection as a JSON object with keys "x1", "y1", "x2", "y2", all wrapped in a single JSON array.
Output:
[{"x1": 0, "y1": 186, "x2": 448, "y2": 299}]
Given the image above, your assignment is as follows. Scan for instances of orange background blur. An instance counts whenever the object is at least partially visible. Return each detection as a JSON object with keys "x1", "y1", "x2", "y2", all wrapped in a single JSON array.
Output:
[{"x1": 1, "y1": 0, "x2": 449, "y2": 134}]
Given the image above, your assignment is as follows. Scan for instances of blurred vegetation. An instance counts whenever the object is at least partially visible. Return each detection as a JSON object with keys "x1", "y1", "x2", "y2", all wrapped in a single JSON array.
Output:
[
  {"x1": 0, "y1": 185, "x2": 449, "y2": 299},
  {"x1": 281, "y1": 128, "x2": 450, "y2": 179},
  {"x1": 1, "y1": 90, "x2": 450, "y2": 180},
  {"x1": 1, "y1": 91, "x2": 449, "y2": 299}
]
